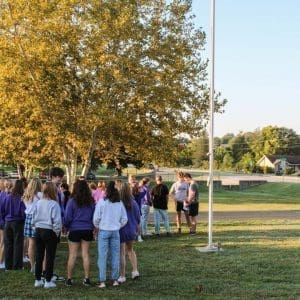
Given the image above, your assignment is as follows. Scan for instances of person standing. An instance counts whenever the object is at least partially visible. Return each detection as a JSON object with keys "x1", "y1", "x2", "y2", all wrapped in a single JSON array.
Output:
[
  {"x1": 23, "y1": 178, "x2": 42, "y2": 272},
  {"x1": 169, "y1": 171, "x2": 190, "y2": 233},
  {"x1": 151, "y1": 176, "x2": 171, "y2": 236},
  {"x1": 118, "y1": 182, "x2": 141, "y2": 283},
  {"x1": 64, "y1": 180, "x2": 95, "y2": 286},
  {"x1": 183, "y1": 173, "x2": 199, "y2": 235},
  {"x1": 32, "y1": 182, "x2": 62, "y2": 288},
  {"x1": 93, "y1": 181, "x2": 127, "y2": 289},
  {"x1": 1, "y1": 179, "x2": 26, "y2": 270},
  {"x1": 139, "y1": 177, "x2": 152, "y2": 237}
]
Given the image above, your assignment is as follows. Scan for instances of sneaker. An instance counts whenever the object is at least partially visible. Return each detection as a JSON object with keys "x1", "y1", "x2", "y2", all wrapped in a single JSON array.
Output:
[
  {"x1": 177, "y1": 228, "x2": 181, "y2": 234},
  {"x1": 112, "y1": 281, "x2": 119, "y2": 287},
  {"x1": 132, "y1": 271, "x2": 140, "y2": 279},
  {"x1": 166, "y1": 232, "x2": 172, "y2": 237},
  {"x1": 83, "y1": 278, "x2": 91, "y2": 286},
  {"x1": 23, "y1": 256, "x2": 30, "y2": 263},
  {"x1": 34, "y1": 280, "x2": 44, "y2": 288},
  {"x1": 0, "y1": 262, "x2": 5, "y2": 269},
  {"x1": 51, "y1": 274, "x2": 65, "y2": 282},
  {"x1": 117, "y1": 276, "x2": 126, "y2": 283},
  {"x1": 189, "y1": 231, "x2": 196, "y2": 235},
  {"x1": 65, "y1": 278, "x2": 73, "y2": 286},
  {"x1": 44, "y1": 281, "x2": 56, "y2": 288},
  {"x1": 137, "y1": 235, "x2": 143, "y2": 242},
  {"x1": 98, "y1": 282, "x2": 106, "y2": 289},
  {"x1": 144, "y1": 232, "x2": 152, "y2": 236},
  {"x1": 155, "y1": 233, "x2": 160, "y2": 237}
]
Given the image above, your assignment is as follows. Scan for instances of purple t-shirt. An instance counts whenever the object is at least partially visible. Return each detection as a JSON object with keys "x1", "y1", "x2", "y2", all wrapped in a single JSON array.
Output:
[
  {"x1": 64, "y1": 198, "x2": 95, "y2": 232},
  {"x1": 119, "y1": 199, "x2": 140, "y2": 243}
]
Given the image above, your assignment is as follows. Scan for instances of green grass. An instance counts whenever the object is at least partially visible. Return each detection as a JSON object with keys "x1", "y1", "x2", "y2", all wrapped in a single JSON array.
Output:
[
  {"x1": 0, "y1": 183, "x2": 299, "y2": 299},
  {"x1": 0, "y1": 220, "x2": 299, "y2": 299}
]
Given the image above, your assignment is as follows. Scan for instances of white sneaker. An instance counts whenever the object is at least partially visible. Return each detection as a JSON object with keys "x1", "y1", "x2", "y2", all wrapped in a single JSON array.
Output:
[
  {"x1": 0, "y1": 262, "x2": 5, "y2": 269},
  {"x1": 23, "y1": 256, "x2": 30, "y2": 263},
  {"x1": 44, "y1": 281, "x2": 56, "y2": 288},
  {"x1": 117, "y1": 276, "x2": 126, "y2": 283},
  {"x1": 132, "y1": 271, "x2": 140, "y2": 279},
  {"x1": 137, "y1": 235, "x2": 143, "y2": 242},
  {"x1": 34, "y1": 280, "x2": 44, "y2": 288},
  {"x1": 145, "y1": 232, "x2": 153, "y2": 236}
]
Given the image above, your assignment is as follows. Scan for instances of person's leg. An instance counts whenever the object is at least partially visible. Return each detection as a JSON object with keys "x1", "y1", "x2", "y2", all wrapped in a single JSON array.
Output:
[
  {"x1": 143, "y1": 205, "x2": 150, "y2": 234},
  {"x1": 176, "y1": 211, "x2": 182, "y2": 232},
  {"x1": 126, "y1": 241, "x2": 138, "y2": 273},
  {"x1": 154, "y1": 208, "x2": 160, "y2": 234},
  {"x1": 189, "y1": 203, "x2": 199, "y2": 233},
  {"x1": 13, "y1": 221, "x2": 24, "y2": 269},
  {"x1": 110, "y1": 231, "x2": 120, "y2": 281},
  {"x1": 161, "y1": 209, "x2": 171, "y2": 233},
  {"x1": 0, "y1": 229, "x2": 4, "y2": 265},
  {"x1": 81, "y1": 240, "x2": 91, "y2": 279},
  {"x1": 184, "y1": 211, "x2": 191, "y2": 229},
  {"x1": 119, "y1": 243, "x2": 126, "y2": 278},
  {"x1": 4, "y1": 222, "x2": 13, "y2": 269},
  {"x1": 98, "y1": 230, "x2": 109, "y2": 283},
  {"x1": 141, "y1": 205, "x2": 147, "y2": 235},
  {"x1": 28, "y1": 237, "x2": 36, "y2": 272},
  {"x1": 44, "y1": 230, "x2": 58, "y2": 282},
  {"x1": 67, "y1": 241, "x2": 79, "y2": 280},
  {"x1": 35, "y1": 229, "x2": 45, "y2": 280}
]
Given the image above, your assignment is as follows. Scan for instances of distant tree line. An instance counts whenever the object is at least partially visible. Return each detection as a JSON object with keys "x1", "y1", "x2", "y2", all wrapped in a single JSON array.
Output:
[{"x1": 176, "y1": 126, "x2": 300, "y2": 173}]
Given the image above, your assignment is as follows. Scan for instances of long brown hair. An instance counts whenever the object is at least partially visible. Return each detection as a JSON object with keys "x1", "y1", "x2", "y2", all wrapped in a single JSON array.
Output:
[
  {"x1": 120, "y1": 182, "x2": 132, "y2": 209},
  {"x1": 72, "y1": 179, "x2": 94, "y2": 207},
  {"x1": 12, "y1": 179, "x2": 24, "y2": 197},
  {"x1": 43, "y1": 182, "x2": 58, "y2": 201},
  {"x1": 106, "y1": 181, "x2": 120, "y2": 203}
]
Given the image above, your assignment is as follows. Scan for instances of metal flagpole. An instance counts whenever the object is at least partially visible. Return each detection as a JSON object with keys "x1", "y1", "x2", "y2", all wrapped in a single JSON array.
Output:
[{"x1": 196, "y1": 0, "x2": 221, "y2": 253}]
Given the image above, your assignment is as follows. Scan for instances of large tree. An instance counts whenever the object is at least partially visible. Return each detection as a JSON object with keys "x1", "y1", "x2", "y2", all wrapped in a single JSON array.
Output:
[{"x1": 0, "y1": 0, "x2": 225, "y2": 183}]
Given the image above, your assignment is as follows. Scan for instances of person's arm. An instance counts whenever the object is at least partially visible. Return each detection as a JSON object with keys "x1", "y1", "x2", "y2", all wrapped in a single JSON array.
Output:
[
  {"x1": 186, "y1": 185, "x2": 196, "y2": 204},
  {"x1": 63, "y1": 198, "x2": 74, "y2": 230},
  {"x1": 93, "y1": 202, "x2": 102, "y2": 229},
  {"x1": 120, "y1": 203, "x2": 128, "y2": 228},
  {"x1": 52, "y1": 202, "x2": 62, "y2": 236}
]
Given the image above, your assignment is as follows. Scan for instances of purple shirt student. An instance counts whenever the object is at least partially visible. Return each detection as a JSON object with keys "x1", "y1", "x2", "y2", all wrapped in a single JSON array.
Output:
[
  {"x1": 1, "y1": 193, "x2": 25, "y2": 222},
  {"x1": 119, "y1": 199, "x2": 140, "y2": 243},
  {"x1": 63, "y1": 198, "x2": 95, "y2": 232}
]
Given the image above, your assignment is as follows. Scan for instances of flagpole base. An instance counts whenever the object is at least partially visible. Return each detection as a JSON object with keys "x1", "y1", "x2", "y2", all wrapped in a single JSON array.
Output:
[{"x1": 196, "y1": 245, "x2": 223, "y2": 253}]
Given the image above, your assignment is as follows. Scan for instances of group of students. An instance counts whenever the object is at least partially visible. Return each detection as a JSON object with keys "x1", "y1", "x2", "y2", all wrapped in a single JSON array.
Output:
[{"x1": 0, "y1": 168, "x2": 199, "y2": 289}]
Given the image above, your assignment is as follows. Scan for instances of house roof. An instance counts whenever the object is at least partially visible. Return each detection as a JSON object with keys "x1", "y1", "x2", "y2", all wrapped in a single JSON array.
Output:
[{"x1": 265, "y1": 155, "x2": 300, "y2": 165}]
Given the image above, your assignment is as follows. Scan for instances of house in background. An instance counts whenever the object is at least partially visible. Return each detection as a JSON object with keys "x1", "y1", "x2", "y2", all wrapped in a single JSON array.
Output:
[{"x1": 257, "y1": 155, "x2": 300, "y2": 174}]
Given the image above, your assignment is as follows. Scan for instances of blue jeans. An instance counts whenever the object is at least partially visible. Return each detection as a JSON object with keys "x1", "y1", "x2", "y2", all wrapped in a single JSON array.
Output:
[
  {"x1": 154, "y1": 209, "x2": 170, "y2": 234},
  {"x1": 97, "y1": 230, "x2": 120, "y2": 282},
  {"x1": 141, "y1": 205, "x2": 150, "y2": 235}
]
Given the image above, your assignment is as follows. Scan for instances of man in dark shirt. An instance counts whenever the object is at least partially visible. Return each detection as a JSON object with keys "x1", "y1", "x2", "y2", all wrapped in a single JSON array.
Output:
[{"x1": 151, "y1": 175, "x2": 171, "y2": 236}]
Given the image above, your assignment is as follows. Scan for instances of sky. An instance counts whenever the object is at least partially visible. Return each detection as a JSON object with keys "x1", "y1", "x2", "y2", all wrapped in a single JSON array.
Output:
[{"x1": 192, "y1": 0, "x2": 300, "y2": 137}]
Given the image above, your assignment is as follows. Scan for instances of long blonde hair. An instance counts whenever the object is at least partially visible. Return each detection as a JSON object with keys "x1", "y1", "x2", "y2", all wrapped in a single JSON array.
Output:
[
  {"x1": 0, "y1": 178, "x2": 5, "y2": 191},
  {"x1": 23, "y1": 178, "x2": 42, "y2": 203}
]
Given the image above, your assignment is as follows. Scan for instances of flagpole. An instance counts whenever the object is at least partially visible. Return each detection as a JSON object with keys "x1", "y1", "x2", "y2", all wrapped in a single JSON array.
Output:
[{"x1": 197, "y1": 0, "x2": 220, "y2": 253}]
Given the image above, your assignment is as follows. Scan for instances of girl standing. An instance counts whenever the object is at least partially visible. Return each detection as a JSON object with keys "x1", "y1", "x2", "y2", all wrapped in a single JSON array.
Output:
[
  {"x1": 93, "y1": 181, "x2": 127, "y2": 288},
  {"x1": 32, "y1": 182, "x2": 62, "y2": 288},
  {"x1": 23, "y1": 178, "x2": 42, "y2": 272},
  {"x1": 118, "y1": 182, "x2": 141, "y2": 283},
  {"x1": 2, "y1": 179, "x2": 26, "y2": 270},
  {"x1": 64, "y1": 180, "x2": 95, "y2": 286}
]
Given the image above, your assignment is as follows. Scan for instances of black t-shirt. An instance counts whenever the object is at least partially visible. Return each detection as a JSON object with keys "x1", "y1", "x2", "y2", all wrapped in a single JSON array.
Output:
[{"x1": 151, "y1": 183, "x2": 169, "y2": 210}]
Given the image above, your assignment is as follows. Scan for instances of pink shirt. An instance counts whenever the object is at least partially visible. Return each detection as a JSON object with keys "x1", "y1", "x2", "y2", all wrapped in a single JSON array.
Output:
[{"x1": 92, "y1": 189, "x2": 106, "y2": 203}]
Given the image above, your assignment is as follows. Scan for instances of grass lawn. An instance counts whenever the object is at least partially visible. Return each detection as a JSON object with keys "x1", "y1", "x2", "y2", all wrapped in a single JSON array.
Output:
[
  {"x1": 0, "y1": 220, "x2": 299, "y2": 299},
  {"x1": 0, "y1": 183, "x2": 299, "y2": 299},
  {"x1": 164, "y1": 182, "x2": 300, "y2": 212}
]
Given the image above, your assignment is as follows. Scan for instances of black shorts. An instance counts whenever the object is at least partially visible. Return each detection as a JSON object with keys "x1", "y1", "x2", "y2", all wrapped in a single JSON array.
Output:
[
  {"x1": 68, "y1": 230, "x2": 94, "y2": 243},
  {"x1": 189, "y1": 202, "x2": 199, "y2": 217},
  {"x1": 176, "y1": 201, "x2": 184, "y2": 212}
]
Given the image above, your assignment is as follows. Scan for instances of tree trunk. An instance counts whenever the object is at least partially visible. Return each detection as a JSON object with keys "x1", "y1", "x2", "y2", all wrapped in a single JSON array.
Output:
[
  {"x1": 16, "y1": 163, "x2": 24, "y2": 179},
  {"x1": 81, "y1": 126, "x2": 98, "y2": 178},
  {"x1": 62, "y1": 146, "x2": 77, "y2": 185}
]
